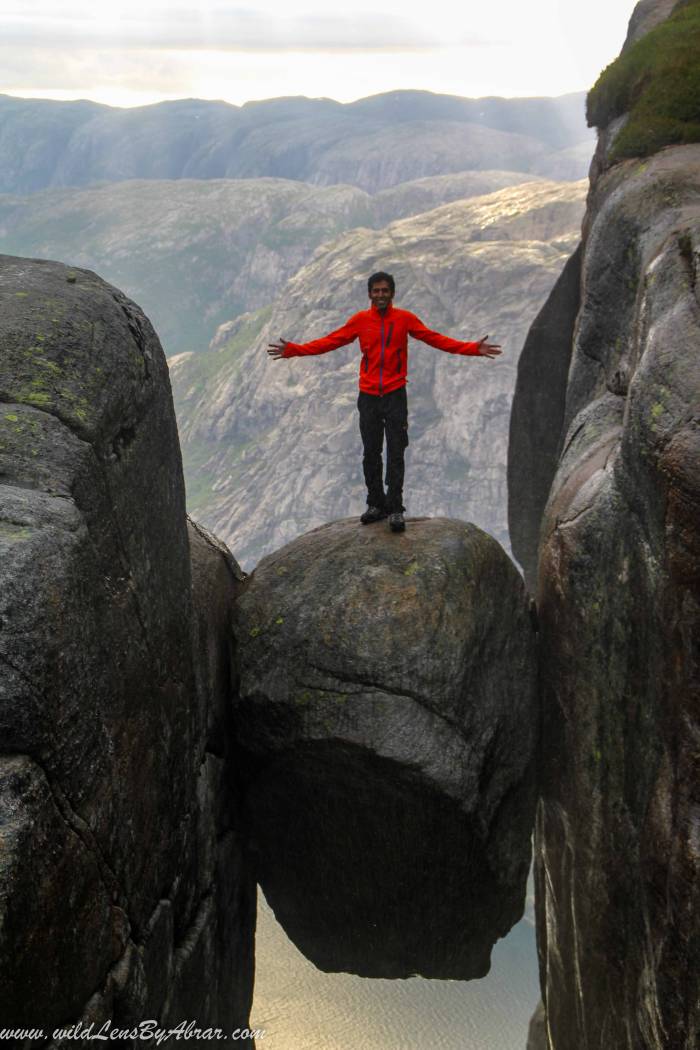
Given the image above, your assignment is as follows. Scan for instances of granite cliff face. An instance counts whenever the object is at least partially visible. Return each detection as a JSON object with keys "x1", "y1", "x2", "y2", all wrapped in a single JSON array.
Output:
[
  {"x1": 232, "y1": 517, "x2": 537, "y2": 980},
  {"x1": 535, "y1": 144, "x2": 700, "y2": 1050},
  {"x1": 508, "y1": 2, "x2": 700, "y2": 1046},
  {"x1": 0, "y1": 256, "x2": 255, "y2": 1039},
  {"x1": 172, "y1": 178, "x2": 586, "y2": 569}
]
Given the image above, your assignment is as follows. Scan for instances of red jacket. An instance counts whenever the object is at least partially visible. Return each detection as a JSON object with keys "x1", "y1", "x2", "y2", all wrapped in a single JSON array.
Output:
[{"x1": 282, "y1": 302, "x2": 483, "y2": 395}]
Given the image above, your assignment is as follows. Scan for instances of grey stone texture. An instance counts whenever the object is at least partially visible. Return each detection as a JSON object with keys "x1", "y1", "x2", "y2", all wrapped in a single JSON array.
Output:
[
  {"x1": 0, "y1": 255, "x2": 255, "y2": 1044},
  {"x1": 507, "y1": 243, "x2": 582, "y2": 588},
  {"x1": 509, "y1": 136, "x2": 700, "y2": 1050},
  {"x1": 533, "y1": 143, "x2": 700, "y2": 1050},
  {"x1": 231, "y1": 516, "x2": 538, "y2": 980},
  {"x1": 622, "y1": 0, "x2": 680, "y2": 50}
]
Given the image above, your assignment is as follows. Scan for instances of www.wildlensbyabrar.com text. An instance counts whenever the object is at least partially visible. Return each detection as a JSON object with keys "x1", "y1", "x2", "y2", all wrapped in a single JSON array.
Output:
[{"x1": 0, "y1": 1020, "x2": 265, "y2": 1043}]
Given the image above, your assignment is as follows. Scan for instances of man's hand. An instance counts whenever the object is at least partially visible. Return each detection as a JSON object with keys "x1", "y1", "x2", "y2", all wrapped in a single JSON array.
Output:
[
  {"x1": 267, "y1": 338, "x2": 289, "y2": 360},
  {"x1": 476, "y1": 335, "x2": 502, "y2": 359}
]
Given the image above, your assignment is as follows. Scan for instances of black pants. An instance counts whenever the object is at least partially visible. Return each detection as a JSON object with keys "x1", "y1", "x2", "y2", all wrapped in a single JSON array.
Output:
[{"x1": 357, "y1": 387, "x2": 409, "y2": 513}]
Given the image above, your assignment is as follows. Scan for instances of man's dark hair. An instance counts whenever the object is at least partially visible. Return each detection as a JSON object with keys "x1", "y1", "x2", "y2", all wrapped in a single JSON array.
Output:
[{"x1": 368, "y1": 271, "x2": 395, "y2": 295}]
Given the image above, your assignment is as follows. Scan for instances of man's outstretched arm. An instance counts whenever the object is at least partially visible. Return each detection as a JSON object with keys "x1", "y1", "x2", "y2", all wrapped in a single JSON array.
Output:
[
  {"x1": 407, "y1": 314, "x2": 501, "y2": 358},
  {"x1": 267, "y1": 317, "x2": 359, "y2": 360}
]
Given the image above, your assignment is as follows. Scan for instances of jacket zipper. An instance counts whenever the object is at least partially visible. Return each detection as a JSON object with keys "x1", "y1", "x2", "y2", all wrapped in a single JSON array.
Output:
[
  {"x1": 383, "y1": 323, "x2": 398, "y2": 373},
  {"x1": 379, "y1": 320, "x2": 393, "y2": 393},
  {"x1": 379, "y1": 316, "x2": 385, "y2": 394}
]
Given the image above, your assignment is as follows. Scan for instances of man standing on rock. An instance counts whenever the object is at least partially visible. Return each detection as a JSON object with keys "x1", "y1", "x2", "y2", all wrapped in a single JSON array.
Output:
[{"x1": 267, "y1": 271, "x2": 501, "y2": 532}]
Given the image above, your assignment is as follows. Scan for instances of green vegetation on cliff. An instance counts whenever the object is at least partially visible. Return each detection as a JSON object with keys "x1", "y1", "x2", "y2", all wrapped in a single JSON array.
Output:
[{"x1": 587, "y1": 0, "x2": 700, "y2": 161}]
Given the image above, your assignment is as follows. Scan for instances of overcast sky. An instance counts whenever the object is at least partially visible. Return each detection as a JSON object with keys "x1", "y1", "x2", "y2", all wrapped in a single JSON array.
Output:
[{"x1": 2, "y1": 0, "x2": 638, "y2": 108}]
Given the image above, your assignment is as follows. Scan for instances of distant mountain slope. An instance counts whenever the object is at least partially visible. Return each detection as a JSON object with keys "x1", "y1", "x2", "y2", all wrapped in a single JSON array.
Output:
[
  {"x1": 0, "y1": 90, "x2": 593, "y2": 194},
  {"x1": 0, "y1": 178, "x2": 369, "y2": 353},
  {"x1": 370, "y1": 170, "x2": 545, "y2": 225},
  {"x1": 0, "y1": 171, "x2": 543, "y2": 355},
  {"x1": 170, "y1": 178, "x2": 587, "y2": 569}
]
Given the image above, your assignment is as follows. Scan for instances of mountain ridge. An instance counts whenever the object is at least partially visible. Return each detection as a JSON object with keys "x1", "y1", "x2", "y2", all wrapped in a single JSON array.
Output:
[{"x1": 0, "y1": 89, "x2": 593, "y2": 195}]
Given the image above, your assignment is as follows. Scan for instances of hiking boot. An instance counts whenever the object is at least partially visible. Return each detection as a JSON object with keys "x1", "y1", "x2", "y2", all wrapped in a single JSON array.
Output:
[
  {"x1": 360, "y1": 505, "x2": 388, "y2": 525},
  {"x1": 389, "y1": 511, "x2": 405, "y2": 532}
]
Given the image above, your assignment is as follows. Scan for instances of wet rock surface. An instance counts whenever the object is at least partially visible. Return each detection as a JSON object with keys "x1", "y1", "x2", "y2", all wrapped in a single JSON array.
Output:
[
  {"x1": 232, "y1": 516, "x2": 537, "y2": 980},
  {"x1": 0, "y1": 255, "x2": 254, "y2": 1040}
]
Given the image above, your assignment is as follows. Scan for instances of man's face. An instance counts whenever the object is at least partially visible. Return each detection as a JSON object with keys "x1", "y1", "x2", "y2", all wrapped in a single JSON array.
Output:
[{"x1": 369, "y1": 280, "x2": 394, "y2": 313}]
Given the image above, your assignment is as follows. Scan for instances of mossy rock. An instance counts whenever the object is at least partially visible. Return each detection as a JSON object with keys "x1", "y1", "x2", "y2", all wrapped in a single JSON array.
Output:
[{"x1": 586, "y1": 0, "x2": 700, "y2": 161}]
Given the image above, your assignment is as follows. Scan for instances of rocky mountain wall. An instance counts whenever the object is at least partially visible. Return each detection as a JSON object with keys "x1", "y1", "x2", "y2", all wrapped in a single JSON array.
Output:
[
  {"x1": 535, "y1": 144, "x2": 700, "y2": 1050},
  {"x1": 0, "y1": 256, "x2": 255, "y2": 1044},
  {"x1": 508, "y1": 2, "x2": 700, "y2": 1045}
]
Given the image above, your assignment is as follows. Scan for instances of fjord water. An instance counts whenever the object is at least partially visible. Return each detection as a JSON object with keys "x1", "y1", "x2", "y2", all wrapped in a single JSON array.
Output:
[{"x1": 253, "y1": 882, "x2": 538, "y2": 1050}]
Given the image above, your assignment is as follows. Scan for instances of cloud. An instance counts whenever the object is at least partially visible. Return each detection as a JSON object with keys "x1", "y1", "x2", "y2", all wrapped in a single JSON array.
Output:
[
  {"x1": 1, "y1": 7, "x2": 450, "y2": 52},
  {"x1": 1, "y1": 0, "x2": 622, "y2": 107},
  {"x1": 0, "y1": 45, "x2": 187, "y2": 94}
]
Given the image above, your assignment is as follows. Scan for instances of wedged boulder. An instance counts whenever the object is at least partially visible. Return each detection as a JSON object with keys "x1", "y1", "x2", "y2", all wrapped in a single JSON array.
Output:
[{"x1": 232, "y1": 517, "x2": 537, "y2": 979}]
